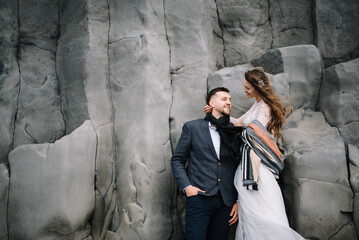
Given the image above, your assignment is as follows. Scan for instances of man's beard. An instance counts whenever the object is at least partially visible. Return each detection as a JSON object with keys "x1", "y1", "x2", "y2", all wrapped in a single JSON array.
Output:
[{"x1": 219, "y1": 107, "x2": 231, "y2": 116}]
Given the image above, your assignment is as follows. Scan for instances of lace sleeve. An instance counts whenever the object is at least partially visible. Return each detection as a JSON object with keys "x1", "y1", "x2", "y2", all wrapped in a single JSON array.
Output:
[
  {"x1": 230, "y1": 114, "x2": 246, "y2": 125},
  {"x1": 230, "y1": 117, "x2": 238, "y2": 124},
  {"x1": 257, "y1": 104, "x2": 271, "y2": 127}
]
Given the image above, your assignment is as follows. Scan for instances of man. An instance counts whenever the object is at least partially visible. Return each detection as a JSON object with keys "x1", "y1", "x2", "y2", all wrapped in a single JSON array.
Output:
[{"x1": 171, "y1": 87, "x2": 240, "y2": 240}]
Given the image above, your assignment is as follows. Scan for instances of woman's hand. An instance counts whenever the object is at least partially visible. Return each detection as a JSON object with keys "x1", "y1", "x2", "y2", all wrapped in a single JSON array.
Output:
[{"x1": 204, "y1": 105, "x2": 213, "y2": 114}]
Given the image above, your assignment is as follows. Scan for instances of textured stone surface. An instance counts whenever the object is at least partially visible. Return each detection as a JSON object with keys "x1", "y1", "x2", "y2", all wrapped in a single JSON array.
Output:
[
  {"x1": 255, "y1": 45, "x2": 322, "y2": 110},
  {"x1": 110, "y1": 36, "x2": 173, "y2": 238},
  {"x1": 0, "y1": 0, "x2": 18, "y2": 48},
  {"x1": 315, "y1": 0, "x2": 359, "y2": 67},
  {"x1": 354, "y1": 194, "x2": 359, "y2": 237},
  {"x1": 109, "y1": 0, "x2": 165, "y2": 41},
  {"x1": 92, "y1": 123, "x2": 116, "y2": 240},
  {"x1": 14, "y1": 45, "x2": 65, "y2": 147},
  {"x1": 83, "y1": 0, "x2": 113, "y2": 129},
  {"x1": 279, "y1": 45, "x2": 322, "y2": 110},
  {"x1": 349, "y1": 144, "x2": 359, "y2": 236},
  {"x1": 329, "y1": 222, "x2": 358, "y2": 240},
  {"x1": 57, "y1": 0, "x2": 89, "y2": 133},
  {"x1": 57, "y1": 1, "x2": 115, "y2": 239},
  {"x1": 109, "y1": 1, "x2": 173, "y2": 239},
  {"x1": 318, "y1": 58, "x2": 359, "y2": 128},
  {"x1": 280, "y1": 109, "x2": 356, "y2": 239},
  {"x1": 269, "y1": 0, "x2": 314, "y2": 49},
  {"x1": 165, "y1": 0, "x2": 216, "y2": 71},
  {"x1": 18, "y1": 0, "x2": 58, "y2": 51},
  {"x1": 8, "y1": 120, "x2": 96, "y2": 240},
  {"x1": 217, "y1": 0, "x2": 271, "y2": 66},
  {"x1": 349, "y1": 144, "x2": 359, "y2": 193},
  {"x1": 251, "y1": 49, "x2": 284, "y2": 75},
  {"x1": 0, "y1": 0, "x2": 19, "y2": 164},
  {"x1": 166, "y1": 0, "x2": 217, "y2": 151},
  {"x1": 14, "y1": 0, "x2": 65, "y2": 148},
  {"x1": 0, "y1": 163, "x2": 9, "y2": 240},
  {"x1": 206, "y1": 0, "x2": 225, "y2": 69},
  {"x1": 340, "y1": 122, "x2": 359, "y2": 149},
  {"x1": 0, "y1": 2, "x2": 18, "y2": 239}
]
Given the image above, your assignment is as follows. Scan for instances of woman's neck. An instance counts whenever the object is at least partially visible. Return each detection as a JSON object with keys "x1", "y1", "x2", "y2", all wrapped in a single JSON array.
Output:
[{"x1": 255, "y1": 96, "x2": 262, "y2": 102}]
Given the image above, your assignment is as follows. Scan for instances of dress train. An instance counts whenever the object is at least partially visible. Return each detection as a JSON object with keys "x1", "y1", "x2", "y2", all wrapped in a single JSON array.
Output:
[{"x1": 234, "y1": 163, "x2": 304, "y2": 240}]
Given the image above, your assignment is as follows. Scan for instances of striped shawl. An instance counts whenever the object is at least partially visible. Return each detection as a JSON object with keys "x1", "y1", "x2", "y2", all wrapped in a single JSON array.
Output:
[{"x1": 241, "y1": 119, "x2": 285, "y2": 190}]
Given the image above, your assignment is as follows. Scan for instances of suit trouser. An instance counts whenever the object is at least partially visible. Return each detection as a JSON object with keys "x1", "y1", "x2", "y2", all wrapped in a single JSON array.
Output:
[{"x1": 184, "y1": 192, "x2": 232, "y2": 240}]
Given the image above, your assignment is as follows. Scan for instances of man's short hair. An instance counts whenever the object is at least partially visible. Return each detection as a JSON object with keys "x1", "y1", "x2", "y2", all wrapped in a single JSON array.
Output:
[{"x1": 206, "y1": 87, "x2": 230, "y2": 105}]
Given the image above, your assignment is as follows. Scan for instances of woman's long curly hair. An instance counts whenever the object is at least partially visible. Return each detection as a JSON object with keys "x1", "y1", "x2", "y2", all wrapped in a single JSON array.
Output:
[{"x1": 244, "y1": 68, "x2": 286, "y2": 140}]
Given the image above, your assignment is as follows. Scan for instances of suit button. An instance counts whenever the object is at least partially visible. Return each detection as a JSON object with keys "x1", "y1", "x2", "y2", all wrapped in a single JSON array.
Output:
[
  {"x1": 218, "y1": 162, "x2": 221, "y2": 166},
  {"x1": 218, "y1": 178, "x2": 221, "y2": 182}
]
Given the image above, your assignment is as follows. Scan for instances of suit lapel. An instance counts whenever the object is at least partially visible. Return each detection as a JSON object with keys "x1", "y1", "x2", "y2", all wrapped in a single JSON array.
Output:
[{"x1": 200, "y1": 120, "x2": 219, "y2": 160}]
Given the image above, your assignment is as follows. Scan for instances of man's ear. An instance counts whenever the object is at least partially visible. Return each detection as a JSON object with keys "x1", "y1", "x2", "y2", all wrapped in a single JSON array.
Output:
[{"x1": 209, "y1": 100, "x2": 214, "y2": 108}]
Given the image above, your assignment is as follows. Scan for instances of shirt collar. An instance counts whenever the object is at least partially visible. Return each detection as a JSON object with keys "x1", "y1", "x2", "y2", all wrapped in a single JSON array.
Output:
[{"x1": 208, "y1": 121, "x2": 216, "y2": 130}]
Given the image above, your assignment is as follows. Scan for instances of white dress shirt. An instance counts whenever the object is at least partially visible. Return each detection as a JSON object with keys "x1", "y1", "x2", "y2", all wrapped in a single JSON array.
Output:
[{"x1": 208, "y1": 121, "x2": 220, "y2": 159}]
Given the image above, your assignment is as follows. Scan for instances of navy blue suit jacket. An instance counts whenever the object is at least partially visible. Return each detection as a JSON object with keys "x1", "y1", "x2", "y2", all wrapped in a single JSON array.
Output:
[{"x1": 171, "y1": 119, "x2": 238, "y2": 207}]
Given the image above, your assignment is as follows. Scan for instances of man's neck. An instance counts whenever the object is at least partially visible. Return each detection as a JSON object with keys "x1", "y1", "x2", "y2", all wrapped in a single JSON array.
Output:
[{"x1": 212, "y1": 111, "x2": 223, "y2": 119}]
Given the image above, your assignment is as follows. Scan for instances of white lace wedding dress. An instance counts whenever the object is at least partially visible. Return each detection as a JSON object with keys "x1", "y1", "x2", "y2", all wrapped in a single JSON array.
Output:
[{"x1": 231, "y1": 100, "x2": 304, "y2": 240}]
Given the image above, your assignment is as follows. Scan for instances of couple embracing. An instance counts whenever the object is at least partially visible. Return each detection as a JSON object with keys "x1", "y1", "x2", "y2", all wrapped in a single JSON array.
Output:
[{"x1": 171, "y1": 68, "x2": 304, "y2": 240}]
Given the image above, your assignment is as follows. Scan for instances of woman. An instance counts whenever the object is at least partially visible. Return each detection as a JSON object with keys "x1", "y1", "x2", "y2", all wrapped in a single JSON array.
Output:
[{"x1": 204, "y1": 68, "x2": 304, "y2": 239}]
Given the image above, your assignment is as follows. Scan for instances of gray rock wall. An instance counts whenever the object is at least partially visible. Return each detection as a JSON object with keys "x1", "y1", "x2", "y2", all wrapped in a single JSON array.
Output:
[
  {"x1": 252, "y1": 45, "x2": 322, "y2": 110},
  {"x1": 318, "y1": 58, "x2": 359, "y2": 153},
  {"x1": 8, "y1": 120, "x2": 96, "y2": 240},
  {"x1": 57, "y1": 0, "x2": 89, "y2": 133},
  {"x1": 14, "y1": 0, "x2": 65, "y2": 148},
  {"x1": 217, "y1": 0, "x2": 272, "y2": 66},
  {"x1": 0, "y1": 0, "x2": 19, "y2": 164},
  {"x1": 0, "y1": 163, "x2": 9, "y2": 240},
  {"x1": 57, "y1": 1, "x2": 115, "y2": 239},
  {"x1": 0, "y1": 1, "x2": 358, "y2": 240},
  {"x1": 315, "y1": 0, "x2": 359, "y2": 67},
  {"x1": 349, "y1": 144, "x2": 359, "y2": 236},
  {"x1": 0, "y1": 1, "x2": 18, "y2": 237},
  {"x1": 269, "y1": 0, "x2": 314, "y2": 49},
  {"x1": 206, "y1": 0, "x2": 225, "y2": 69},
  {"x1": 280, "y1": 109, "x2": 354, "y2": 239},
  {"x1": 108, "y1": 1, "x2": 173, "y2": 239},
  {"x1": 14, "y1": 45, "x2": 64, "y2": 147}
]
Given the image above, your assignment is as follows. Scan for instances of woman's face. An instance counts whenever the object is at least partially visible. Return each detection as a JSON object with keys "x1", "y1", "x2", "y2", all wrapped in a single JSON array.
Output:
[{"x1": 243, "y1": 78, "x2": 260, "y2": 99}]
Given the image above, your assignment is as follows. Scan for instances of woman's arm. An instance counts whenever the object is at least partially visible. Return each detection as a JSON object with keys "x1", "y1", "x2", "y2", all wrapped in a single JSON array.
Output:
[
  {"x1": 230, "y1": 117, "x2": 243, "y2": 126},
  {"x1": 231, "y1": 111, "x2": 248, "y2": 126}
]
